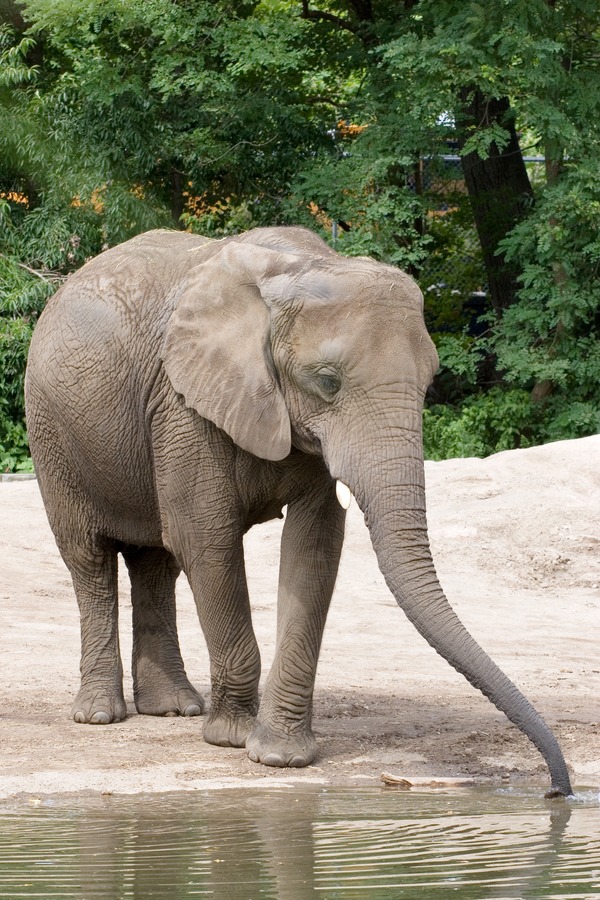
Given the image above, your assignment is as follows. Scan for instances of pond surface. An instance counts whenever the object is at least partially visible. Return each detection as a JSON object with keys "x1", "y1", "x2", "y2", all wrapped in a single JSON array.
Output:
[{"x1": 0, "y1": 786, "x2": 598, "y2": 898}]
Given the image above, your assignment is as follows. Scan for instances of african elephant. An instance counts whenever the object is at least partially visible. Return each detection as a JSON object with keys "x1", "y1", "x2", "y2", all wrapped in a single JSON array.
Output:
[{"x1": 25, "y1": 226, "x2": 572, "y2": 797}]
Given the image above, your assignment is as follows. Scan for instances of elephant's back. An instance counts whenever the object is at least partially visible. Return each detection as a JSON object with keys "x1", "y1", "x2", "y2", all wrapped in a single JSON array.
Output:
[
  {"x1": 28, "y1": 230, "x2": 215, "y2": 385},
  {"x1": 34, "y1": 230, "x2": 213, "y2": 337}
]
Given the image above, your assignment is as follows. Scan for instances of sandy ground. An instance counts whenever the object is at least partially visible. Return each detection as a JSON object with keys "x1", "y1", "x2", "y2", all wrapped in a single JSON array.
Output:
[{"x1": 1, "y1": 436, "x2": 599, "y2": 798}]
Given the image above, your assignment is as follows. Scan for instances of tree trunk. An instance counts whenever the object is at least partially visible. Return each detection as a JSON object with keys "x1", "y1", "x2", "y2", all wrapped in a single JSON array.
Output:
[
  {"x1": 0, "y1": 0, "x2": 26, "y2": 29},
  {"x1": 458, "y1": 91, "x2": 534, "y2": 313},
  {"x1": 170, "y1": 170, "x2": 185, "y2": 225}
]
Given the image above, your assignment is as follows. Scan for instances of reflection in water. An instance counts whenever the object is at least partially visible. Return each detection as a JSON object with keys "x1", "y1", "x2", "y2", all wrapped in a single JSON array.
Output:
[{"x1": 0, "y1": 787, "x2": 598, "y2": 898}]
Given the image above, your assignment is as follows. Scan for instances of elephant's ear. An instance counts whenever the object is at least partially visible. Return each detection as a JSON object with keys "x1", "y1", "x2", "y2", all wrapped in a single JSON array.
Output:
[{"x1": 161, "y1": 241, "x2": 300, "y2": 461}]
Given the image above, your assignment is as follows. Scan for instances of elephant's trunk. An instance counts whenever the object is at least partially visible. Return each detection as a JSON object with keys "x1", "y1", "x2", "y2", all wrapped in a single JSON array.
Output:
[{"x1": 327, "y1": 432, "x2": 573, "y2": 798}]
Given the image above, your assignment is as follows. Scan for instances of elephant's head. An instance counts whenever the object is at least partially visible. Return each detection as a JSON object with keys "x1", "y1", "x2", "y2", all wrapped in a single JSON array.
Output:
[{"x1": 161, "y1": 226, "x2": 572, "y2": 797}]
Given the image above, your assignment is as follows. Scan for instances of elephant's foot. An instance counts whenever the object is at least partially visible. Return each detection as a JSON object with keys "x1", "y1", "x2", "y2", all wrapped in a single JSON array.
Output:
[
  {"x1": 134, "y1": 681, "x2": 204, "y2": 718},
  {"x1": 203, "y1": 705, "x2": 257, "y2": 748},
  {"x1": 246, "y1": 721, "x2": 317, "y2": 768},
  {"x1": 72, "y1": 685, "x2": 127, "y2": 725}
]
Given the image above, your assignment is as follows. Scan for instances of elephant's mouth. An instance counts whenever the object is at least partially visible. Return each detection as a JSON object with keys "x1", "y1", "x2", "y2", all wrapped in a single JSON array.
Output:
[{"x1": 291, "y1": 426, "x2": 323, "y2": 456}]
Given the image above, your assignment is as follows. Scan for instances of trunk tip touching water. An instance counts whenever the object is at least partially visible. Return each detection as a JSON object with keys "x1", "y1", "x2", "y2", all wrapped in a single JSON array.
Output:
[{"x1": 359, "y1": 479, "x2": 574, "y2": 799}]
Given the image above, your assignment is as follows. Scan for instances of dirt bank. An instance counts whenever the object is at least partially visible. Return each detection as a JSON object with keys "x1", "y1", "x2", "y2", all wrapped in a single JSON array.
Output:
[{"x1": 1, "y1": 436, "x2": 598, "y2": 797}]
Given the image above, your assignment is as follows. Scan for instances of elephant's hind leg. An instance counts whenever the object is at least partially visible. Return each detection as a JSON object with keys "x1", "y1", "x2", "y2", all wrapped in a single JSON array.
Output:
[
  {"x1": 66, "y1": 541, "x2": 127, "y2": 724},
  {"x1": 122, "y1": 546, "x2": 204, "y2": 718}
]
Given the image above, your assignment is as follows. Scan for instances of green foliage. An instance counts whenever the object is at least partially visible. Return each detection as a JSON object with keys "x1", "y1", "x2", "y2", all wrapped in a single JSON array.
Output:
[
  {"x1": 493, "y1": 158, "x2": 600, "y2": 441},
  {"x1": 423, "y1": 389, "x2": 536, "y2": 460},
  {"x1": 0, "y1": 24, "x2": 37, "y2": 85},
  {"x1": 182, "y1": 199, "x2": 258, "y2": 238},
  {"x1": 0, "y1": 413, "x2": 33, "y2": 473},
  {"x1": 0, "y1": 250, "x2": 52, "y2": 472},
  {"x1": 0, "y1": 0, "x2": 599, "y2": 467},
  {"x1": 286, "y1": 147, "x2": 430, "y2": 269},
  {"x1": 435, "y1": 333, "x2": 483, "y2": 388},
  {"x1": 377, "y1": 0, "x2": 600, "y2": 456}
]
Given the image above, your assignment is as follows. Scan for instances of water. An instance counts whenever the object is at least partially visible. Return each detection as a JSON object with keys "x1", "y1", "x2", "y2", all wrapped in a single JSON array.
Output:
[{"x1": 0, "y1": 787, "x2": 598, "y2": 898}]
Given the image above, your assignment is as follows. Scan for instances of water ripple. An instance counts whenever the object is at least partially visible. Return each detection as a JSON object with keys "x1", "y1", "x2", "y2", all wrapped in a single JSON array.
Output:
[{"x1": 0, "y1": 788, "x2": 598, "y2": 898}]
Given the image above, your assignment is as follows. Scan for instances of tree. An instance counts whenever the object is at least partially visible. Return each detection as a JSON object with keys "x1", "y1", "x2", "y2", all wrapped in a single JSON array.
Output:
[
  {"x1": 294, "y1": 0, "x2": 600, "y2": 446},
  {"x1": 0, "y1": 0, "x2": 598, "y2": 470}
]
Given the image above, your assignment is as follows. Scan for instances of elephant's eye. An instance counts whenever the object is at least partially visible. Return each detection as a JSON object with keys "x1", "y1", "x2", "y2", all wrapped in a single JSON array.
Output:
[{"x1": 315, "y1": 370, "x2": 341, "y2": 398}]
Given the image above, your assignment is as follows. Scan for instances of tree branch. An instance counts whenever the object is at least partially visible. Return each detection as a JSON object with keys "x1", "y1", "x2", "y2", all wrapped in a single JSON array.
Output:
[
  {"x1": 0, "y1": 253, "x2": 66, "y2": 285},
  {"x1": 300, "y1": 0, "x2": 358, "y2": 34}
]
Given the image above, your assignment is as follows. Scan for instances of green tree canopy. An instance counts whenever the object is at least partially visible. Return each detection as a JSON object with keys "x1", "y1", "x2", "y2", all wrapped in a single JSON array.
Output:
[{"x1": 0, "y1": 0, "x2": 599, "y2": 470}]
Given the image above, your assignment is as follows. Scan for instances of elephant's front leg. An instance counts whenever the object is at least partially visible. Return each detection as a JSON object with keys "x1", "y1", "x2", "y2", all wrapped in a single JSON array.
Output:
[
  {"x1": 246, "y1": 482, "x2": 345, "y2": 767},
  {"x1": 186, "y1": 537, "x2": 261, "y2": 749}
]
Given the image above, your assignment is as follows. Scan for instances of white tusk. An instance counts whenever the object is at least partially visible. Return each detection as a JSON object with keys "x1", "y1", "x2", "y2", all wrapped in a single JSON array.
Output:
[{"x1": 335, "y1": 480, "x2": 352, "y2": 510}]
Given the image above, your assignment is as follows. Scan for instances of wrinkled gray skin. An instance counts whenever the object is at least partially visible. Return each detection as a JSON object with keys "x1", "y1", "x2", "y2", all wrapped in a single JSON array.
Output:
[{"x1": 25, "y1": 227, "x2": 572, "y2": 796}]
